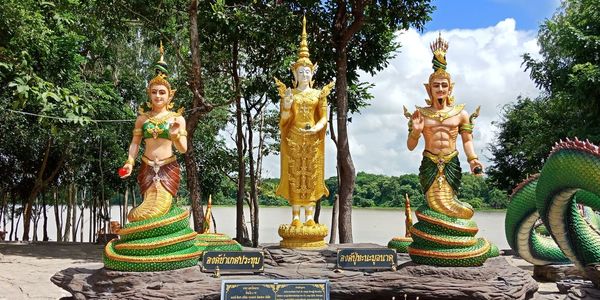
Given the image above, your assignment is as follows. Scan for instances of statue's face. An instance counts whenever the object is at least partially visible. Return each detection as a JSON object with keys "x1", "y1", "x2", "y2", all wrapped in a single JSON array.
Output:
[
  {"x1": 294, "y1": 66, "x2": 313, "y2": 85},
  {"x1": 150, "y1": 84, "x2": 170, "y2": 109},
  {"x1": 430, "y1": 78, "x2": 450, "y2": 101}
]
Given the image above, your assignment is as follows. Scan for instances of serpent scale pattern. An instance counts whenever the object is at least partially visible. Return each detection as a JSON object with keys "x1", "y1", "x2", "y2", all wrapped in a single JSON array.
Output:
[{"x1": 506, "y1": 138, "x2": 600, "y2": 270}]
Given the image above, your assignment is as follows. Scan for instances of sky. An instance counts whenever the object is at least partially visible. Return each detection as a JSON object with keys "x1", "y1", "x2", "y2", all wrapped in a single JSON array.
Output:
[{"x1": 259, "y1": 0, "x2": 562, "y2": 179}]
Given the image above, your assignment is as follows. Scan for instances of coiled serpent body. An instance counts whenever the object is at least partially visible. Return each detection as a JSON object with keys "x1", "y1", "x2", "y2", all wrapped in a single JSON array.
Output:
[{"x1": 505, "y1": 138, "x2": 600, "y2": 271}]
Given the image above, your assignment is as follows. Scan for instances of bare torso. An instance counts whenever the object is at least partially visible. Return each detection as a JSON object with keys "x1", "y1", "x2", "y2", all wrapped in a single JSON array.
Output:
[
  {"x1": 422, "y1": 114, "x2": 461, "y2": 154},
  {"x1": 143, "y1": 135, "x2": 175, "y2": 160}
]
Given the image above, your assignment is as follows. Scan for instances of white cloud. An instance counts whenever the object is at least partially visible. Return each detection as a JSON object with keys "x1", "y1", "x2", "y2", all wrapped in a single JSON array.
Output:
[{"x1": 261, "y1": 18, "x2": 542, "y2": 178}]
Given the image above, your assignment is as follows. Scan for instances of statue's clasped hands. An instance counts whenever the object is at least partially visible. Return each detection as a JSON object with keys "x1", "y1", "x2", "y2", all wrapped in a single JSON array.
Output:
[{"x1": 300, "y1": 123, "x2": 322, "y2": 135}]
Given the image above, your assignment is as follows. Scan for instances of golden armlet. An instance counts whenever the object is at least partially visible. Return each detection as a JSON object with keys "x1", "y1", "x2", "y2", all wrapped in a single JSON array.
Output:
[
  {"x1": 459, "y1": 123, "x2": 474, "y2": 133},
  {"x1": 132, "y1": 128, "x2": 142, "y2": 136}
]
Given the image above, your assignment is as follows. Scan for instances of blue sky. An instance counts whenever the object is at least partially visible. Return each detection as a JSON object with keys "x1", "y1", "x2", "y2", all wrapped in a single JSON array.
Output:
[{"x1": 425, "y1": 0, "x2": 560, "y2": 31}]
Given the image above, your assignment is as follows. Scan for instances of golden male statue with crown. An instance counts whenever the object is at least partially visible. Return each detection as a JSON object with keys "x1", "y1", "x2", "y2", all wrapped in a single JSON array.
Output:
[
  {"x1": 274, "y1": 17, "x2": 334, "y2": 250},
  {"x1": 402, "y1": 34, "x2": 499, "y2": 266}
]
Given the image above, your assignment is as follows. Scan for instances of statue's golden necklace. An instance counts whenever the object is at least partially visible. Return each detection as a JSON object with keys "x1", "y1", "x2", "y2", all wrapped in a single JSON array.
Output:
[
  {"x1": 145, "y1": 111, "x2": 178, "y2": 125},
  {"x1": 417, "y1": 104, "x2": 464, "y2": 122},
  {"x1": 143, "y1": 111, "x2": 179, "y2": 139}
]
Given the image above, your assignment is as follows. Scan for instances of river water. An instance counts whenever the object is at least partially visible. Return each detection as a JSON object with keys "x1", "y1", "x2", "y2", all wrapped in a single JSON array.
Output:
[{"x1": 2, "y1": 206, "x2": 509, "y2": 249}]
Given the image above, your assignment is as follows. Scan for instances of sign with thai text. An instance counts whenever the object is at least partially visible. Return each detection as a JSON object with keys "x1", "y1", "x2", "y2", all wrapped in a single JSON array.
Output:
[
  {"x1": 202, "y1": 251, "x2": 264, "y2": 273},
  {"x1": 336, "y1": 248, "x2": 397, "y2": 271},
  {"x1": 221, "y1": 279, "x2": 329, "y2": 300}
]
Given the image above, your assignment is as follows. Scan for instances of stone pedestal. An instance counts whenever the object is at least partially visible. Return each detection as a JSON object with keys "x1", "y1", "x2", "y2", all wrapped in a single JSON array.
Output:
[
  {"x1": 277, "y1": 224, "x2": 328, "y2": 250},
  {"x1": 52, "y1": 243, "x2": 537, "y2": 300}
]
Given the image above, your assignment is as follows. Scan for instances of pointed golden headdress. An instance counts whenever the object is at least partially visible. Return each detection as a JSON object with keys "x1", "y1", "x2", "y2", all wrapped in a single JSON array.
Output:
[
  {"x1": 143, "y1": 42, "x2": 177, "y2": 112},
  {"x1": 429, "y1": 32, "x2": 451, "y2": 81},
  {"x1": 292, "y1": 16, "x2": 314, "y2": 71},
  {"x1": 147, "y1": 41, "x2": 174, "y2": 97},
  {"x1": 424, "y1": 33, "x2": 454, "y2": 105}
]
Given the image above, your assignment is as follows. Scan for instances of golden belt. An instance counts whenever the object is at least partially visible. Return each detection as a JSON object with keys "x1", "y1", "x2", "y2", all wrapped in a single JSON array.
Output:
[
  {"x1": 142, "y1": 155, "x2": 177, "y2": 167},
  {"x1": 423, "y1": 150, "x2": 458, "y2": 164}
]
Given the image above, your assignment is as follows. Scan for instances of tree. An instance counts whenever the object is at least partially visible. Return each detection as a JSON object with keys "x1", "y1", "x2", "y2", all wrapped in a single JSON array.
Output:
[
  {"x1": 523, "y1": 0, "x2": 600, "y2": 114},
  {"x1": 489, "y1": 0, "x2": 600, "y2": 192}
]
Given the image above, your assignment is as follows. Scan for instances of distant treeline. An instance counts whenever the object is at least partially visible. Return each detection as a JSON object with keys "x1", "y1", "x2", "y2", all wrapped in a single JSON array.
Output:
[{"x1": 207, "y1": 172, "x2": 509, "y2": 209}]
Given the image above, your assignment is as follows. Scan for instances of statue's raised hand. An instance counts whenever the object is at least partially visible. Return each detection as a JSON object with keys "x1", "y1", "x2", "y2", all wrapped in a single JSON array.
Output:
[
  {"x1": 283, "y1": 88, "x2": 293, "y2": 110},
  {"x1": 169, "y1": 118, "x2": 182, "y2": 136},
  {"x1": 411, "y1": 110, "x2": 424, "y2": 133}
]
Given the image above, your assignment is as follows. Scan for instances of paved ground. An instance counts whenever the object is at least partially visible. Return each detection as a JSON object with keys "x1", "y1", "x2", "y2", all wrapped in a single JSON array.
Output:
[{"x1": 0, "y1": 242, "x2": 567, "y2": 299}]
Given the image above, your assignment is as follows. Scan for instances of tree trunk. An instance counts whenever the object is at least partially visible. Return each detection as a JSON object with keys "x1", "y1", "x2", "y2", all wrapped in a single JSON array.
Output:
[
  {"x1": 63, "y1": 184, "x2": 73, "y2": 242},
  {"x1": 79, "y1": 197, "x2": 84, "y2": 243},
  {"x1": 330, "y1": 0, "x2": 368, "y2": 244},
  {"x1": 9, "y1": 196, "x2": 16, "y2": 241},
  {"x1": 329, "y1": 194, "x2": 339, "y2": 244},
  {"x1": 32, "y1": 197, "x2": 39, "y2": 241},
  {"x1": 314, "y1": 200, "x2": 321, "y2": 223},
  {"x1": 91, "y1": 196, "x2": 96, "y2": 242},
  {"x1": 14, "y1": 208, "x2": 21, "y2": 241},
  {"x1": 89, "y1": 194, "x2": 94, "y2": 243},
  {"x1": 22, "y1": 138, "x2": 65, "y2": 241},
  {"x1": 185, "y1": 0, "x2": 206, "y2": 233},
  {"x1": 0, "y1": 191, "x2": 5, "y2": 231},
  {"x1": 72, "y1": 185, "x2": 78, "y2": 242},
  {"x1": 42, "y1": 193, "x2": 49, "y2": 241},
  {"x1": 244, "y1": 98, "x2": 259, "y2": 248},
  {"x1": 54, "y1": 189, "x2": 62, "y2": 242},
  {"x1": 2, "y1": 192, "x2": 8, "y2": 236},
  {"x1": 335, "y1": 47, "x2": 355, "y2": 243},
  {"x1": 232, "y1": 40, "x2": 248, "y2": 244}
]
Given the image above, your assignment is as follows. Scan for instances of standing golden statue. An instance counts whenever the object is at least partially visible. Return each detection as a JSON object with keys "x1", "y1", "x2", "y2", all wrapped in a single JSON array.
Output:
[
  {"x1": 402, "y1": 34, "x2": 498, "y2": 266},
  {"x1": 275, "y1": 16, "x2": 334, "y2": 249}
]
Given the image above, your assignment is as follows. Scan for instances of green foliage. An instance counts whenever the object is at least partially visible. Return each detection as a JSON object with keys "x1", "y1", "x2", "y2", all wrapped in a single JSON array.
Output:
[
  {"x1": 523, "y1": 0, "x2": 600, "y2": 113},
  {"x1": 489, "y1": 0, "x2": 600, "y2": 192}
]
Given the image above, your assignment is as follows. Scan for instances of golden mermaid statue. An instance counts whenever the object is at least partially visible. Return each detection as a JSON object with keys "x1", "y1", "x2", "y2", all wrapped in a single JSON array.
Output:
[{"x1": 275, "y1": 17, "x2": 334, "y2": 249}]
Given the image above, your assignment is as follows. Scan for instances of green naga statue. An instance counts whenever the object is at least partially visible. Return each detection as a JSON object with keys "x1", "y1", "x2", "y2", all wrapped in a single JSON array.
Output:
[
  {"x1": 402, "y1": 33, "x2": 499, "y2": 266},
  {"x1": 506, "y1": 138, "x2": 600, "y2": 284}
]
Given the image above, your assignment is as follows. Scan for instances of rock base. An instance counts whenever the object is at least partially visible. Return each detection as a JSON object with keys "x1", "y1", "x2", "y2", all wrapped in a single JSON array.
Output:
[
  {"x1": 52, "y1": 243, "x2": 538, "y2": 300},
  {"x1": 534, "y1": 264, "x2": 587, "y2": 282}
]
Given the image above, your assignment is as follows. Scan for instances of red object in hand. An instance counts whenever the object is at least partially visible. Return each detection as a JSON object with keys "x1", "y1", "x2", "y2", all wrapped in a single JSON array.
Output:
[{"x1": 118, "y1": 167, "x2": 128, "y2": 177}]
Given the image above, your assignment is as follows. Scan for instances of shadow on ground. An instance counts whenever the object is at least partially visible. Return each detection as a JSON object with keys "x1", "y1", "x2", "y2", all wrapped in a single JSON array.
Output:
[{"x1": 0, "y1": 242, "x2": 103, "y2": 262}]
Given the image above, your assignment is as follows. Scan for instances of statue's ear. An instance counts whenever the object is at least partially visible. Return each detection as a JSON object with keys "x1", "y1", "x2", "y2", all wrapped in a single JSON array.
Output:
[
  {"x1": 291, "y1": 65, "x2": 298, "y2": 88},
  {"x1": 424, "y1": 83, "x2": 433, "y2": 101},
  {"x1": 312, "y1": 63, "x2": 318, "y2": 77},
  {"x1": 449, "y1": 82, "x2": 455, "y2": 94}
]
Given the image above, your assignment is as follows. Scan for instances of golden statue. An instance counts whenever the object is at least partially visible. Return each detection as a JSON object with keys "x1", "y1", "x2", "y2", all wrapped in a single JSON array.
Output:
[
  {"x1": 388, "y1": 194, "x2": 414, "y2": 252},
  {"x1": 402, "y1": 34, "x2": 498, "y2": 266},
  {"x1": 275, "y1": 16, "x2": 334, "y2": 249}
]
